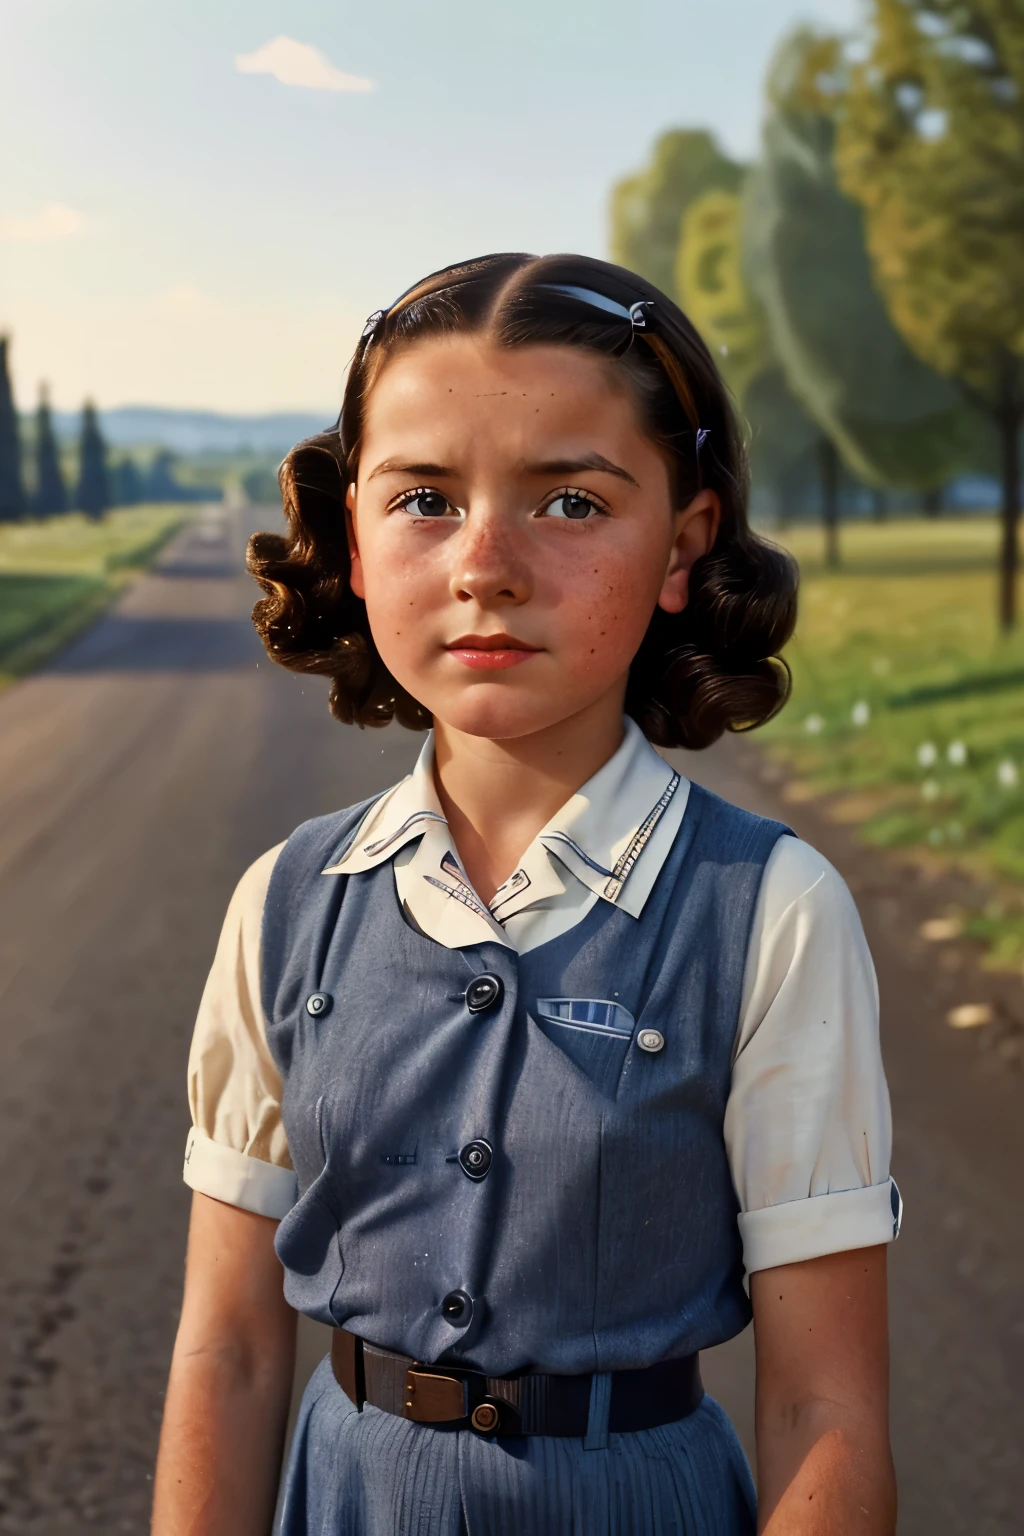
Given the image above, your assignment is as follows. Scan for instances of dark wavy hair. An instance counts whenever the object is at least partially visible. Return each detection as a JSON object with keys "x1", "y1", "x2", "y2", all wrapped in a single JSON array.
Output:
[{"x1": 247, "y1": 252, "x2": 797, "y2": 749}]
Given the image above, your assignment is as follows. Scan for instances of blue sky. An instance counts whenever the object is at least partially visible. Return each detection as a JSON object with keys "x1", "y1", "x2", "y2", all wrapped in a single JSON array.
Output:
[{"x1": 1, "y1": 0, "x2": 861, "y2": 413}]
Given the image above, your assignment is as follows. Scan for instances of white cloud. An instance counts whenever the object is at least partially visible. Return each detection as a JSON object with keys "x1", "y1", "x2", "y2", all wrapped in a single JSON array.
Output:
[
  {"x1": 235, "y1": 36, "x2": 373, "y2": 93},
  {"x1": 0, "y1": 204, "x2": 85, "y2": 243}
]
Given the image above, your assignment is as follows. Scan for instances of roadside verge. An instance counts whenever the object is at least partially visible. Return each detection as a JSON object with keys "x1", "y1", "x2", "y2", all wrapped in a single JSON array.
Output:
[{"x1": 0, "y1": 505, "x2": 194, "y2": 688}]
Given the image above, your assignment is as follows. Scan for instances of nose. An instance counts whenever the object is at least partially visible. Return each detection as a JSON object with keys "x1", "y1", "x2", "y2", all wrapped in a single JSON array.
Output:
[{"x1": 448, "y1": 506, "x2": 532, "y2": 607}]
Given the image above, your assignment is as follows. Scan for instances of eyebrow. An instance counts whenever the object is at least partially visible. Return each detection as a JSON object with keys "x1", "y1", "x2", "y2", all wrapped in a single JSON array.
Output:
[
  {"x1": 366, "y1": 452, "x2": 639, "y2": 487},
  {"x1": 526, "y1": 454, "x2": 639, "y2": 488},
  {"x1": 367, "y1": 459, "x2": 454, "y2": 481}
]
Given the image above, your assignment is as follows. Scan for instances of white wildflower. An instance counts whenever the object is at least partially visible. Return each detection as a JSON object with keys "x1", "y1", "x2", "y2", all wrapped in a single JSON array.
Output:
[
  {"x1": 947, "y1": 740, "x2": 967, "y2": 767},
  {"x1": 921, "y1": 779, "x2": 940, "y2": 802},
  {"x1": 804, "y1": 714, "x2": 824, "y2": 736},
  {"x1": 997, "y1": 759, "x2": 1019, "y2": 789},
  {"x1": 851, "y1": 700, "x2": 870, "y2": 727},
  {"x1": 917, "y1": 741, "x2": 938, "y2": 768},
  {"x1": 947, "y1": 1003, "x2": 993, "y2": 1030}
]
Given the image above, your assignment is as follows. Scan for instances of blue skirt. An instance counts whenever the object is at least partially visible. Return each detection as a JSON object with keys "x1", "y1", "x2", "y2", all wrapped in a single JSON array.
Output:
[{"x1": 277, "y1": 1357, "x2": 757, "y2": 1536}]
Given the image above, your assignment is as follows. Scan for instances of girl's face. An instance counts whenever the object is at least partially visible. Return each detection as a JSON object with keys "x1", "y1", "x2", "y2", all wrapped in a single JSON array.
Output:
[{"x1": 347, "y1": 336, "x2": 718, "y2": 742}]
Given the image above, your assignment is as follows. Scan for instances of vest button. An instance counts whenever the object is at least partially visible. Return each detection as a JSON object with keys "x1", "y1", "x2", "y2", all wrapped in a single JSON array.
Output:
[
  {"x1": 441, "y1": 1289, "x2": 473, "y2": 1326},
  {"x1": 466, "y1": 974, "x2": 503, "y2": 1013},
  {"x1": 458, "y1": 1139, "x2": 492, "y2": 1181},
  {"x1": 305, "y1": 992, "x2": 332, "y2": 1018},
  {"x1": 638, "y1": 1028, "x2": 664, "y2": 1053}
]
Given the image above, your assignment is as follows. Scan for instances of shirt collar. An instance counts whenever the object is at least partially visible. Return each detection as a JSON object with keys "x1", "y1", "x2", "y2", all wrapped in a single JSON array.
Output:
[{"x1": 323, "y1": 719, "x2": 685, "y2": 938}]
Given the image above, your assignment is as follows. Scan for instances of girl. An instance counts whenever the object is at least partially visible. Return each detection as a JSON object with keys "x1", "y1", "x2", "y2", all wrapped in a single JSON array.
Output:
[{"x1": 154, "y1": 253, "x2": 899, "y2": 1535}]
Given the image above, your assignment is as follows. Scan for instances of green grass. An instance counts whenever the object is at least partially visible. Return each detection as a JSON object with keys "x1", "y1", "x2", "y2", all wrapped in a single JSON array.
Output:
[
  {"x1": 760, "y1": 516, "x2": 1024, "y2": 969},
  {"x1": 0, "y1": 505, "x2": 190, "y2": 684}
]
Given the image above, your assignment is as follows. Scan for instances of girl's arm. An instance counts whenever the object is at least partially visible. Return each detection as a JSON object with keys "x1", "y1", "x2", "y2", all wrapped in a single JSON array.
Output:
[
  {"x1": 752, "y1": 1245, "x2": 896, "y2": 1534},
  {"x1": 152, "y1": 1192, "x2": 297, "y2": 1536}
]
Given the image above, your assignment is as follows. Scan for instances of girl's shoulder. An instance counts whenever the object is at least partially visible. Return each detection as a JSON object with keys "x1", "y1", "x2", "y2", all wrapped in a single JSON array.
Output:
[
  {"x1": 757, "y1": 833, "x2": 861, "y2": 933},
  {"x1": 225, "y1": 792, "x2": 393, "y2": 941}
]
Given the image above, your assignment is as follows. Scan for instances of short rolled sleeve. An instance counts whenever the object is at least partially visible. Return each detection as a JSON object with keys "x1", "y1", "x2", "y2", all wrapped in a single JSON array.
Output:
[
  {"x1": 725, "y1": 837, "x2": 899, "y2": 1274},
  {"x1": 183, "y1": 842, "x2": 298, "y2": 1220}
]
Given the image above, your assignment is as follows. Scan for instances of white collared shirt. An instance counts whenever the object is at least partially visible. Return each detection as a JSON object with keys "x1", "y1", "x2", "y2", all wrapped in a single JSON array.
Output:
[
  {"x1": 323, "y1": 718, "x2": 686, "y2": 955},
  {"x1": 184, "y1": 723, "x2": 898, "y2": 1274}
]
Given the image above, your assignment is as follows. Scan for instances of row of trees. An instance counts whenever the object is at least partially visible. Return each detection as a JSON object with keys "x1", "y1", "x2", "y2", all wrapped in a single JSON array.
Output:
[
  {"x1": 0, "y1": 335, "x2": 208, "y2": 520},
  {"x1": 611, "y1": 2, "x2": 1024, "y2": 623},
  {"x1": 0, "y1": 337, "x2": 113, "y2": 519}
]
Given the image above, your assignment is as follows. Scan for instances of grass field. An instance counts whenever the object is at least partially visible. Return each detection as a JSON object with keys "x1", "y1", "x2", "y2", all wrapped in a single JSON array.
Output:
[
  {"x1": 761, "y1": 516, "x2": 1024, "y2": 969},
  {"x1": 0, "y1": 505, "x2": 190, "y2": 685}
]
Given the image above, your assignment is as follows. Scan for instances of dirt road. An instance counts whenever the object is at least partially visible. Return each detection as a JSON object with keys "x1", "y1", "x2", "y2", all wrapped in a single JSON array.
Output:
[{"x1": 0, "y1": 507, "x2": 1019, "y2": 1533}]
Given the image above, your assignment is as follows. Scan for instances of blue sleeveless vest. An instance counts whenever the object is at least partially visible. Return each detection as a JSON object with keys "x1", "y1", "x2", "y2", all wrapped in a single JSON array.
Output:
[{"x1": 262, "y1": 781, "x2": 788, "y2": 1380}]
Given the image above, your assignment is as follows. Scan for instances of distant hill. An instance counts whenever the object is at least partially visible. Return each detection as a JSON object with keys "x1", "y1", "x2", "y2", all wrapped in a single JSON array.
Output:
[{"x1": 48, "y1": 407, "x2": 335, "y2": 455}]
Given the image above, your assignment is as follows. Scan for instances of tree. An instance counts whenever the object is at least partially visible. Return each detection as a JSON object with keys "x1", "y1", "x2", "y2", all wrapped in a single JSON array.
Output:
[
  {"x1": 75, "y1": 401, "x2": 110, "y2": 519},
  {"x1": 609, "y1": 129, "x2": 744, "y2": 297},
  {"x1": 0, "y1": 336, "x2": 24, "y2": 521},
  {"x1": 111, "y1": 456, "x2": 144, "y2": 506},
  {"x1": 33, "y1": 386, "x2": 67, "y2": 517},
  {"x1": 836, "y1": 0, "x2": 1024, "y2": 626},
  {"x1": 676, "y1": 188, "x2": 774, "y2": 405},
  {"x1": 744, "y1": 27, "x2": 983, "y2": 502},
  {"x1": 674, "y1": 183, "x2": 834, "y2": 548},
  {"x1": 145, "y1": 449, "x2": 184, "y2": 501}
]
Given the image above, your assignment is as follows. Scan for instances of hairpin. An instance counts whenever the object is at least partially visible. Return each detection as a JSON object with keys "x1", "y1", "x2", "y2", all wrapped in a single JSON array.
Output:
[
  {"x1": 696, "y1": 427, "x2": 710, "y2": 457},
  {"x1": 537, "y1": 284, "x2": 653, "y2": 335},
  {"x1": 361, "y1": 309, "x2": 386, "y2": 341}
]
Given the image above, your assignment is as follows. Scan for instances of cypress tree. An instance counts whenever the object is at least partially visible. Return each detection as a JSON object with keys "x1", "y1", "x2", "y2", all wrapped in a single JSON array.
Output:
[
  {"x1": 111, "y1": 456, "x2": 144, "y2": 505},
  {"x1": 0, "y1": 335, "x2": 25, "y2": 521},
  {"x1": 34, "y1": 385, "x2": 67, "y2": 517},
  {"x1": 75, "y1": 400, "x2": 110, "y2": 519}
]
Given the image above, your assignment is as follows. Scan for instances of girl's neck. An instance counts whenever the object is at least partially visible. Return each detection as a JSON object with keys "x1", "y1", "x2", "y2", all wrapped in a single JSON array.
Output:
[{"x1": 432, "y1": 695, "x2": 627, "y2": 905}]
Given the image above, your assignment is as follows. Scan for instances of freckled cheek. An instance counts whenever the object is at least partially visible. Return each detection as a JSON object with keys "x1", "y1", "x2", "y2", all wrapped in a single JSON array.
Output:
[
  {"x1": 540, "y1": 554, "x2": 660, "y2": 674},
  {"x1": 360, "y1": 537, "x2": 448, "y2": 665}
]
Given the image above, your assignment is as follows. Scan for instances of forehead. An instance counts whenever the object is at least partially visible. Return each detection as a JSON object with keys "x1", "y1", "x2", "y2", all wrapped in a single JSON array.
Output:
[{"x1": 359, "y1": 336, "x2": 646, "y2": 455}]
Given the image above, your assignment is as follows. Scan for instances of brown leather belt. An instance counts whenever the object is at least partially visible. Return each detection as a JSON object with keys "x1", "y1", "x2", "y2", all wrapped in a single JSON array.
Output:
[{"x1": 331, "y1": 1329, "x2": 703, "y2": 1438}]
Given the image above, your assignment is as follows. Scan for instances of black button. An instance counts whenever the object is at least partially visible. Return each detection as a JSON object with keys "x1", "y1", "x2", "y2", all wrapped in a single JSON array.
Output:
[
  {"x1": 441, "y1": 1289, "x2": 473, "y2": 1326},
  {"x1": 458, "y1": 1139, "x2": 492, "y2": 1181},
  {"x1": 305, "y1": 992, "x2": 332, "y2": 1018},
  {"x1": 466, "y1": 974, "x2": 503, "y2": 1013}
]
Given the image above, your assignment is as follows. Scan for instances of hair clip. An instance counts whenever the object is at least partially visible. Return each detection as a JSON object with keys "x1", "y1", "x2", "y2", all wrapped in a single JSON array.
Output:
[
  {"x1": 695, "y1": 427, "x2": 710, "y2": 458},
  {"x1": 537, "y1": 284, "x2": 653, "y2": 335},
  {"x1": 361, "y1": 309, "x2": 386, "y2": 341}
]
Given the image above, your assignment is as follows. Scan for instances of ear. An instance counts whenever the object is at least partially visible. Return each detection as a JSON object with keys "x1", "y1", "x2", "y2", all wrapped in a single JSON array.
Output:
[
  {"x1": 345, "y1": 480, "x2": 366, "y2": 600},
  {"x1": 657, "y1": 489, "x2": 720, "y2": 616}
]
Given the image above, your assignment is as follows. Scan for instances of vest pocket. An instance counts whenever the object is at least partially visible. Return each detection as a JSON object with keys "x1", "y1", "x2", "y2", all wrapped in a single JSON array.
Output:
[{"x1": 532, "y1": 998, "x2": 635, "y2": 1098}]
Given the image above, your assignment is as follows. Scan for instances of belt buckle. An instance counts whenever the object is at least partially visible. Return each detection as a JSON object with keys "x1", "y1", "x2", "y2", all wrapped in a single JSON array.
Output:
[{"x1": 403, "y1": 1366, "x2": 469, "y2": 1424}]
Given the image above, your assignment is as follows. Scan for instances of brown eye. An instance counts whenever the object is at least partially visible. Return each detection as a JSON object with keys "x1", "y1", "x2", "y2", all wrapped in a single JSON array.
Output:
[
  {"x1": 542, "y1": 493, "x2": 602, "y2": 520},
  {"x1": 403, "y1": 491, "x2": 451, "y2": 518}
]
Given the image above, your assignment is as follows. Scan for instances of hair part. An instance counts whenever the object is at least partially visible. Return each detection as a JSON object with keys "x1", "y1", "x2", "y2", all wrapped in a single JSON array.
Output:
[{"x1": 247, "y1": 252, "x2": 798, "y2": 748}]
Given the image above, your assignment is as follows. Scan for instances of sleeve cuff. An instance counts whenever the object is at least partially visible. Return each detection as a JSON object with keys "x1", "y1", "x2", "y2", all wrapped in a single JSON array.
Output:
[
  {"x1": 739, "y1": 1177, "x2": 902, "y2": 1274},
  {"x1": 183, "y1": 1128, "x2": 298, "y2": 1220}
]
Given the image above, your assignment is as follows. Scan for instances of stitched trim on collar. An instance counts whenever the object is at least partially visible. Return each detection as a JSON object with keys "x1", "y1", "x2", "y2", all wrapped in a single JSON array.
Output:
[{"x1": 602, "y1": 772, "x2": 681, "y2": 903}]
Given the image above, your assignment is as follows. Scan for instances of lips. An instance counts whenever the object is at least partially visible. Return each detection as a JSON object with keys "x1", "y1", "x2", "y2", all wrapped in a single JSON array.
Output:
[{"x1": 445, "y1": 634, "x2": 542, "y2": 671}]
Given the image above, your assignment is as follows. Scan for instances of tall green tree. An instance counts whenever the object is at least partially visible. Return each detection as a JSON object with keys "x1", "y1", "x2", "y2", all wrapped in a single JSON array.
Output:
[
  {"x1": 33, "y1": 386, "x2": 67, "y2": 517},
  {"x1": 836, "y1": 0, "x2": 1024, "y2": 627},
  {"x1": 75, "y1": 401, "x2": 110, "y2": 519},
  {"x1": 0, "y1": 336, "x2": 25, "y2": 521},
  {"x1": 675, "y1": 183, "x2": 830, "y2": 545},
  {"x1": 609, "y1": 129, "x2": 744, "y2": 297},
  {"x1": 111, "y1": 456, "x2": 144, "y2": 506},
  {"x1": 744, "y1": 27, "x2": 982, "y2": 501}
]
